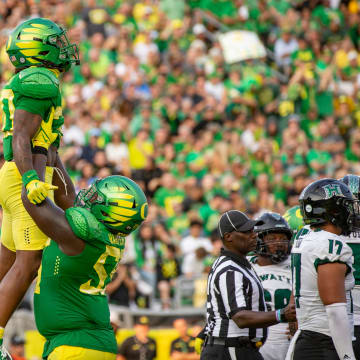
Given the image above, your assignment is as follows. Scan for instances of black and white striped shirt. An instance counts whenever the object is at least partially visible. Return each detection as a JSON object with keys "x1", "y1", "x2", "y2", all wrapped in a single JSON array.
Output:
[{"x1": 205, "y1": 248, "x2": 268, "y2": 341}]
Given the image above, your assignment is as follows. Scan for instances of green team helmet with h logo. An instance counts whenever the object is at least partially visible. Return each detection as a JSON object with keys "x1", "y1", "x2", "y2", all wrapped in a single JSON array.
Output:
[
  {"x1": 6, "y1": 17, "x2": 80, "y2": 71},
  {"x1": 75, "y1": 176, "x2": 148, "y2": 236}
]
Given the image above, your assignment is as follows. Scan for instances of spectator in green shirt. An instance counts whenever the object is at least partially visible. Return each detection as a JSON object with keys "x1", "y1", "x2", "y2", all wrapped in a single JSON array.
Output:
[{"x1": 154, "y1": 173, "x2": 186, "y2": 217}]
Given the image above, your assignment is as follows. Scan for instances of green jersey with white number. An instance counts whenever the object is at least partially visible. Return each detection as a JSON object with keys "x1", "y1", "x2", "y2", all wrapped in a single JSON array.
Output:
[
  {"x1": 291, "y1": 228, "x2": 354, "y2": 337},
  {"x1": 0, "y1": 67, "x2": 63, "y2": 161},
  {"x1": 34, "y1": 207, "x2": 125, "y2": 358}
]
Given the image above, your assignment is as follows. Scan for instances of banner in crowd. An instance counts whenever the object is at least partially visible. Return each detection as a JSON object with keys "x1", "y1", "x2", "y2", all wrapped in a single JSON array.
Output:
[{"x1": 219, "y1": 30, "x2": 266, "y2": 63}]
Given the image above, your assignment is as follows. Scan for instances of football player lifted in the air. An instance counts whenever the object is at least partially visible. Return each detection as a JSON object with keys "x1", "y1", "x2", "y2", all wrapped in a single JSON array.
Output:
[
  {"x1": 22, "y1": 170, "x2": 148, "y2": 360},
  {"x1": 0, "y1": 18, "x2": 79, "y2": 358},
  {"x1": 288, "y1": 178, "x2": 358, "y2": 360},
  {"x1": 339, "y1": 174, "x2": 360, "y2": 359},
  {"x1": 250, "y1": 212, "x2": 293, "y2": 360}
]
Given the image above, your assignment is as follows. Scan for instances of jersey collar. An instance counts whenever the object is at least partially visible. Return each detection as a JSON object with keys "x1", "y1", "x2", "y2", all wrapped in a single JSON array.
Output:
[{"x1": 221, "y1": 248, "x2": 252, "y2": 269}]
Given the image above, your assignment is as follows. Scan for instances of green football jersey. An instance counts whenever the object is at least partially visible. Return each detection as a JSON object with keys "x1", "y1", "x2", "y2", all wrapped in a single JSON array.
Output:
[
  {"x1": 0, "y1": 67, "x2": 63, "y2": 161},
  {"x1": 34, "y1": 207, "x2": 125, "y2": 358}
]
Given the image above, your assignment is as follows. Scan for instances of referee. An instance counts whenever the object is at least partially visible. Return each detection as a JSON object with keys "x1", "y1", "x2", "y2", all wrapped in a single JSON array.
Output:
[{"x1": 201, "y1": 210, "x2": 296, "y2": 360}]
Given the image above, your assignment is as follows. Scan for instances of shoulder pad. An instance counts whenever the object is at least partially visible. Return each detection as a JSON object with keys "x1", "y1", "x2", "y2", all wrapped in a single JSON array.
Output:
[
  {"x1": 65, "y1": 207, "x2": 103, "y2": 242},
  {"x1": 17, "y1": 67, "x2": 59, "y2": 99},
  {"x1": 65, "y1": 207, "x2": 126, "y2": 251},
  {"x1": 312, "y1": 234, "x2": 353, "y2": 269}
]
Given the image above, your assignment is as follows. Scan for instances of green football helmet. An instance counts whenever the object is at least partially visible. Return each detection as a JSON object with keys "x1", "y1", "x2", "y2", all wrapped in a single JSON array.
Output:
[
  {"x1": 75, "y1": 176, "x2": 148, "y2": 236},
  {"x1": 283, "y1": 205, "x2": 304, "y2": 238},
  {"x1": 6, "y1": 18, "x2": 79, "y2": 71}
]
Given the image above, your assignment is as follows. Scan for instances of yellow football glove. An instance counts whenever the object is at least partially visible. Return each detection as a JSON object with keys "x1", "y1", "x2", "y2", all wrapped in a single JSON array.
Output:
[
  {"x1": 22, "y1": 169, "x2": 58, "y2": 205},
  {"x1": 194, "y1": 337, "x2": 204, "y2": 355},
  {"x1": 32, "y1": 109, "x2": 58, "y2": 151},
  {"x1": 26, "y1": 180, "x2": 58, "y2": 205}
]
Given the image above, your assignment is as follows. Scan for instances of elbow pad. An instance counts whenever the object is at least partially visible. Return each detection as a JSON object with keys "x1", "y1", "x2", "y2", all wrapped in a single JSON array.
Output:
[{"x1": 325, "y1": 303, "x2": 355, "y2": 360}]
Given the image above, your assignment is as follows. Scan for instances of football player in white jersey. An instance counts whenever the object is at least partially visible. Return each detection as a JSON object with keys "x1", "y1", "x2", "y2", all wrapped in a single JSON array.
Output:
[
  {"x1": 250, "y1": 212, "x2": 293, "y2": 360},
  {"x1": 290, "y1": 178, "x2": 358, "y2": 360},
  {"x1": 339, "y1": 174, "x2": 360, "y2": 359}
]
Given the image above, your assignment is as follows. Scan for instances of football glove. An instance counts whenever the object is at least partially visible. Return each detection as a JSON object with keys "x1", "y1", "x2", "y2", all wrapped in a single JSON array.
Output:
[
  {"x1": 23, "y1": 169, "x2": 58, "y2": 205},
  {"x1": 26, "y1": 179, "x2": 58, "y2": 205}
]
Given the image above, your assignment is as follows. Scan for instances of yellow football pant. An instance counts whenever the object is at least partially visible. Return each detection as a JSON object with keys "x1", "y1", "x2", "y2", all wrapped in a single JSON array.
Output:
[
  {"x1": 0, "y1": 161, "x2": 54, "y2": 252},
  {"x1": 48, "y1": 345, "x2": 116, "y2": 360}
]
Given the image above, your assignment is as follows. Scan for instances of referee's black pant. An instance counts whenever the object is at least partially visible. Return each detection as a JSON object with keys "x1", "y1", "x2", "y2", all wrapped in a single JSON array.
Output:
[
  {"x1": 293, "y1": 330, "x2": 340, "y2": 360},
  {"x1": 201, "y1": 344, "x2": 264, "y2": 360}
]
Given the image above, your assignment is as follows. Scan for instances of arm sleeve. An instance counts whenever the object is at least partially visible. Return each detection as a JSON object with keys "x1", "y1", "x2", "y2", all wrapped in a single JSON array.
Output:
[
  {"x1": 217, "y1": 270, "x2": 247, "y2": 318},
  {"x1": 325, "y1": 303, "x2": 356, "y2": 359}
]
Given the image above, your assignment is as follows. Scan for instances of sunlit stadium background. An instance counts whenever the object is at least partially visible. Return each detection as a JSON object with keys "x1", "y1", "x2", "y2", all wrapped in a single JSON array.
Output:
[{"x1": 0, "y1": 0, "x2": 357, "y2": 358}]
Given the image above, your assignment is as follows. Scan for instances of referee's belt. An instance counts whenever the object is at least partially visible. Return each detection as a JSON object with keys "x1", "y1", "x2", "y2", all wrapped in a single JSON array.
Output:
[{"x1": 205, "y1": 336, "x2": 263, "y2": 349}]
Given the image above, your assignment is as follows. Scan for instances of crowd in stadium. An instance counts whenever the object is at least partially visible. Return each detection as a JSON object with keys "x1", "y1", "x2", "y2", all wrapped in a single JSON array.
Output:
[{"x1": 0, "y1": 0, "x2": 358, "y2": 312}]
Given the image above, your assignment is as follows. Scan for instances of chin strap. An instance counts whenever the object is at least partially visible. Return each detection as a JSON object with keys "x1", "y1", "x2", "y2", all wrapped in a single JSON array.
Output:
[{"x1": 270, "y1": 252, "x2": 288, "y2": 264}]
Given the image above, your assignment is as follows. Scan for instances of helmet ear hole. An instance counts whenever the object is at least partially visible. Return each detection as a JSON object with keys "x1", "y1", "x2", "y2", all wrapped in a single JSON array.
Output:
[{"x1": 39, "y1": 50, "x2": 49, "y2": 55}]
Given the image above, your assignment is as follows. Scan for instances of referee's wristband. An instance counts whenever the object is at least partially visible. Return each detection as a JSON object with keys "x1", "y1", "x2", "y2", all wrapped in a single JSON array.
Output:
[
  {"x1": 275, "y1": 309, "x2": 287, "y2": 323},
  {"x1": 22, "y1": 169, "x2": 40, "y2": 188}
]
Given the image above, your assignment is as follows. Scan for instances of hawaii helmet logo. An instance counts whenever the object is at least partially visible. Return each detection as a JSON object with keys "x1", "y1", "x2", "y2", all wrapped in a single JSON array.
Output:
[{"x1": 322, "y1": 184, "x2": 344, "y2": 199}]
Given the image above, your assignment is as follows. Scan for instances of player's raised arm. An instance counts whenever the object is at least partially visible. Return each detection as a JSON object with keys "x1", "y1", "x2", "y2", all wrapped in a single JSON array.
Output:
[
  {"x1": 318, "y1": 262, "x2": 355, "y2": 359},
  {"x1": 12, "y1": 109, "x2": 43, "y2": 176},
  {"x1": 22, "y1": 153, "x2": 84, "y2": 255},
  {"x1": 13, "y1": 107, "x2": 58, "y2": 205},
  {"x1": 21, "y1": 182, "x2": 84, "y2": 257}
]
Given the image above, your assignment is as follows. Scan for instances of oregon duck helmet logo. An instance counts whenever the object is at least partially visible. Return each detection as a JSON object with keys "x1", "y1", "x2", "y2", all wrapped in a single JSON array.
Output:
[
  {"x1": 6, "y1": 17, "x2": 80, "y2": 71},
  {"x1": 75, "y1": 176, "x2": 148, "y2": 236}
]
